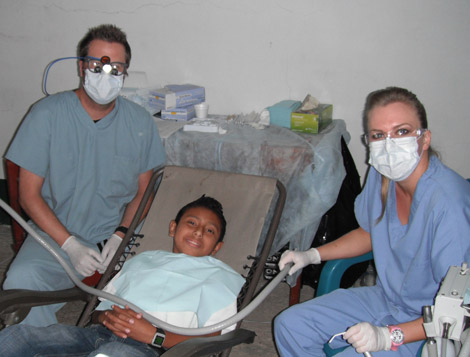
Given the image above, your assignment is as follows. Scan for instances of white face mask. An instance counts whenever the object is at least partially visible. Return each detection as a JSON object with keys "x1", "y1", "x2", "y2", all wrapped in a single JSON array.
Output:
[
  {"x1": 84, "y1": 71, "x2": 123, "y2": 105},
  {"x1": 368, "y1": 136, "x2": 422, "y2": 181}
]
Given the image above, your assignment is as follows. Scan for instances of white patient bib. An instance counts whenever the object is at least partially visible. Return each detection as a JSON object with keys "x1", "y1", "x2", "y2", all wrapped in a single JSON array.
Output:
[{"x1": 96, "y1": 251, "x2": 245, "y2": 327}]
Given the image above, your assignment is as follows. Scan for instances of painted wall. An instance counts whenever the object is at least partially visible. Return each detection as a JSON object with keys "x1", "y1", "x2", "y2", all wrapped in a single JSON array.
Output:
[{"x1": 1, "y1": 0, "x2": 469, "y2": 182}]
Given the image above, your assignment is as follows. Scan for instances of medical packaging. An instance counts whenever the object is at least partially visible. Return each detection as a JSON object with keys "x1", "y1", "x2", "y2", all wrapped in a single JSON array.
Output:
[
  {"x1": 161, "y1": 104, "x2": 196, "y2": 121},
  {"x1": 267, "y1": 100, "x2": 302, "y2": 128},
  {"x1": 183, "y1": 120, "x2": 220, "y2": 133},
  {"x1": 150, "y1": 84, "x2": 205, "y2": 110},
  {"x1": 120, "y1": 88, "x2": 163, "y2": 115},
  {"x1": 290, "y1": 104, "x2": 333, "y2": 134}
]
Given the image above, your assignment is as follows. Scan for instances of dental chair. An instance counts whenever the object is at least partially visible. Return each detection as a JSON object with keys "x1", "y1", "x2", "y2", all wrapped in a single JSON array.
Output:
[{"x1": 0, "y1": 165, "x2": 286, "y2": 356}]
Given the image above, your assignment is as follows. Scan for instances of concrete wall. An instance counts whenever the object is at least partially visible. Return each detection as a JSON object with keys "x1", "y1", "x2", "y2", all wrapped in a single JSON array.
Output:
[{"x1": 1, "y1": 0, "x2": 469, "y2": 181}]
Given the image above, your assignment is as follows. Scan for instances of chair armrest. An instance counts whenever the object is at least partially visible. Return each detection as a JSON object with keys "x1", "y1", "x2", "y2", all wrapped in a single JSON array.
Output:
[
  {"x1": 0, "y1": 287, "x2": 90, "y2": 326},
  {"x1": 316, "y1": 252, "x2": 373, "y2": 297},
  {"x1": 162, "y1": 328, "x2": 256, "y2": 357}
]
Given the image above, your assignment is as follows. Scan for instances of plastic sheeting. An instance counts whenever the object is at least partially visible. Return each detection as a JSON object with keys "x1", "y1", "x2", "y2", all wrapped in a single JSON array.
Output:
[{"x1": 157, "y1": 119, "x2": 349, "y2": 265}]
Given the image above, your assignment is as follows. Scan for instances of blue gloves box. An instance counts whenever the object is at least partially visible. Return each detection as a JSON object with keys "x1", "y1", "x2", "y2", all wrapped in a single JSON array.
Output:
[{"x1": 267, "y1": 100, "x2": 302, "y2": 128}]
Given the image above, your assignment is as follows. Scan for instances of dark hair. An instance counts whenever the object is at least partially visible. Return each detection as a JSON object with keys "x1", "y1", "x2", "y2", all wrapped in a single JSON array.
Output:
[
  {"x1": 174, "y1": 195, "x2": 227, "y2": 242},
  {"x1": 77, "y1": 24, "x2": 131, "y2": 66},
  {"x1": 363, "y1": 86, "x2": 428, "y2": 132}
]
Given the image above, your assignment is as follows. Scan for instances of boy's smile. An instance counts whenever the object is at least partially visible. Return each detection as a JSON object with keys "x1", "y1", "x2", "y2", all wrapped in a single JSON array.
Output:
[{"x1": 169, "y1": 206, "x2": 223, "y2": 257}]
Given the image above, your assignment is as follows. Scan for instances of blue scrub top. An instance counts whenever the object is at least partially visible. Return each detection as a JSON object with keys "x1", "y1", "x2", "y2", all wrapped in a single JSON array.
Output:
[
  {"x1": 6, "y1": 91, "x2": 166, "y2": 243},
  {"x1": 355, "y1": 156, "x2": 470, "y2": 320}
]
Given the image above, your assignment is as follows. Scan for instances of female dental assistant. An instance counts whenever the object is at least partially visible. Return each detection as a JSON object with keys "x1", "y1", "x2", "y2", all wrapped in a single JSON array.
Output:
[{"x1": 274, "y1": 87, "x2": 470, "y2": 356}]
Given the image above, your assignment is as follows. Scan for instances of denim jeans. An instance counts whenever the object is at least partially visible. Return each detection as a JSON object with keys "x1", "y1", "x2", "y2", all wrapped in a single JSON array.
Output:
[{"x1": 0, "y1": 324, "x2": 162, "y2": 357}]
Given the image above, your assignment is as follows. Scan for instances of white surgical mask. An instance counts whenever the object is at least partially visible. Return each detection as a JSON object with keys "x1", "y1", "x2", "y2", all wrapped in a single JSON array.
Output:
[
  {"x1": 368, "y1": 136, "x2": 422, "y2": 181},
  {"x1": 84, "y1": 71, "x2": 123, "y2": 105}
]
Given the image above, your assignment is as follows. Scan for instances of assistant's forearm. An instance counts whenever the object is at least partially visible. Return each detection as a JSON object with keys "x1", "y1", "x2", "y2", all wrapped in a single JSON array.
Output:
[
  {"x1": 400, "y1": 317, "x2": 426, "y2": 344},
  {"x1": 118, "y1": 196, "x2": 145, "y2": 231},
  {"x1": 317, "y1": 227, "x2": 372, "y2": 261},
  {"x1": 116, "y1": 170, "x2": 154, "y2": 235},
  {"x1": 19, "y1": 188, "x2": 70, "y2": 246}
]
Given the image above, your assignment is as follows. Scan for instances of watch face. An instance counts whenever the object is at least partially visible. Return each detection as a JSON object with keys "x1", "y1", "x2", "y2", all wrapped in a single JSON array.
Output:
[
  {"x1": 391, "y1": 328, "x2": 404, "y2": 344},
  {"x1": 152, "y1": 328, "x2": 166, "y2": 348},
  {"x1": 154, "y1": 334, "x2": 164, "y2": 346}
]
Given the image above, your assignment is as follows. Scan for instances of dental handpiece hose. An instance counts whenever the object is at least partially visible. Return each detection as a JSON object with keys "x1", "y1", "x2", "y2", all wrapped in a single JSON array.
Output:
[
  {"x1": 423, "y1": 305, "x2": 438, "y2": 357},
  {"x1": 441, "y1": 322, "x2": 451, "y2": 357},
  {"x1": 0, "y1": 198, "x2": 290, "y2": 336}
]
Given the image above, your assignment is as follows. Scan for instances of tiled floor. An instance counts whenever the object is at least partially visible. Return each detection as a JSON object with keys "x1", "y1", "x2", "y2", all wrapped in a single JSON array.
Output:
[{"x1": 0, "y1": 224, "x2": 315, "y2": 356}]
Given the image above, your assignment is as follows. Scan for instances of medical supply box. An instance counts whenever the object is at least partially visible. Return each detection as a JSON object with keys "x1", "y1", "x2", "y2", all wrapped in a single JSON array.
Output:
[
  {"x1": 150, "y1": 84, "x2": 205, "y2": 110},
  {"x1": 267, "y1": 100, "x2": 302, "y2": 128},
  {"x1": 161, "y1": 104, "x2": 196, "y2": 121},
  {"x1": 290, "y1": 104, "x2": 333, "y2": 134}
]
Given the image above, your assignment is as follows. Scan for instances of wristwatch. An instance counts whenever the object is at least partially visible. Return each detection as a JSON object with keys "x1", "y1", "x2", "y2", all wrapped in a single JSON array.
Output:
[
  {"x1": 151, "y1": 327, "x2": 166, "y2": 348},
  {"x1": 114, "y1": 226, "x2": 128, "y2": 235},
  {"x1": 388, "y1": 325, "x2": 404, "y2": 351}
]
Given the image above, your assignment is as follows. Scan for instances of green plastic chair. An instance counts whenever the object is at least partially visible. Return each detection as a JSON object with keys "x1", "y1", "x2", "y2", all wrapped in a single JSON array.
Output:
[
  {"x1": 319, "y1": 252, "x2": 427, "y2": 357},
  {"x1": 316, "y1": 252, "x2": 374, "y2": 298},
  {"x1": 317, "y1": 252, "x2": 374, "y2": 356}
]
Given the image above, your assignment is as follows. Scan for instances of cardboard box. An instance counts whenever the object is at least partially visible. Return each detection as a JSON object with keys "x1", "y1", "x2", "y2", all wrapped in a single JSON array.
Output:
[
  {"x1": 290, "y1": 104, "x2": 333, "y2": 134},
  {"x1": 149, "y1": 84, "x2": 205, "y2": 109},
  {"x1": 267, "y1": 100, "x2": 302, "y2": 128},
  {"x1": 161, "y1": 104, "x2": 195, "y2": 121}
]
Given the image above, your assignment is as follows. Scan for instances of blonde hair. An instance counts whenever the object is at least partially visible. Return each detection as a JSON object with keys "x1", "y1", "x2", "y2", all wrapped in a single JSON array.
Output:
[{"x1": 364, "y1": 87, "x2": 436, "y2": 223}]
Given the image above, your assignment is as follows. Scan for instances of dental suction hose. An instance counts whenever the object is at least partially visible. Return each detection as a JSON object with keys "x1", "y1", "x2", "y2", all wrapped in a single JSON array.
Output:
[{"x1": 0, "y1": 198, "x2": 290, "y2": 335}]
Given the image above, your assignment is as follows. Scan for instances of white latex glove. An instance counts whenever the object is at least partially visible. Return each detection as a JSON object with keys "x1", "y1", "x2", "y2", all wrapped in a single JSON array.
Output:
[
  {"x1": 99, "y1": 233, "x2": 123, "y2": 273},
  {"x1": 344, "y1": 322, "x2": 391, "y2": 353},
  {"x1": 278, "y1": 248, "x2": 321, "y2": 275},
  {"x1": 61, "y1": 235, "x2": 105, "y2": 277}
]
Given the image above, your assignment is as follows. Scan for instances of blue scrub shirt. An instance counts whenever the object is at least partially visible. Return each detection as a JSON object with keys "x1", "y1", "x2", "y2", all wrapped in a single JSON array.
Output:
[
  {"x1": 6, "y1": 91, "x2": 166, "y2": 244},
  {"x1": 355, "y1": 156, "x2": 470, "y2": 320}
]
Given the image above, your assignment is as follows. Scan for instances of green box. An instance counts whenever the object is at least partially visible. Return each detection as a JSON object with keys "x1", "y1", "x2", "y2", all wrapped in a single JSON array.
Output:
[{"x1": 290, "y1": 104, "x2": 333, "y2": 134}]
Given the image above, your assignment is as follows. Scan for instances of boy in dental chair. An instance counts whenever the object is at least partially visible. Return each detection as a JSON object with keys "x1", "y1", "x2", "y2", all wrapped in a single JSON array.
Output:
[{"x1": 0, "y1": 195, "x2": 245, "y2": 357}]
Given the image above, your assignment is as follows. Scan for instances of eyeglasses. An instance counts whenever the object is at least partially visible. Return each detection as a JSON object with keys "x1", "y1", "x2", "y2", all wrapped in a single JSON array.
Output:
[
  {"x1": 83, "y1": 56, "x2": 128, "y2": 76},
  {"x1": 362, "y1": 128, "x2": 426, "y2": 145}
]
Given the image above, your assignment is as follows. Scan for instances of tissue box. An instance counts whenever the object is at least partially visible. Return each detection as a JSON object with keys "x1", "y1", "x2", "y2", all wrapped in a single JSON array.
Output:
[
  {"x1": 150, "y1": 84, "x2": 205, "y2": 110},
  {"x1": 161, "y1": 104, "x2": 195, "y2": 121},
  {"x1": 290, "y1": 104, "x2": 333, "y2": 134},
  {"x1": 267, "y1": 100, "x2": 302, "y2": 128}
]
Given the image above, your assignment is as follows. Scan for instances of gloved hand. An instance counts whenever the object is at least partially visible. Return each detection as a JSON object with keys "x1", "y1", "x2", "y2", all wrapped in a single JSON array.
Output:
[
  {"x1": 99, "y1": 233, "x2": 123, "y2": 273},
  {"x1": 278, "y1": 248, "x2": 321, "y2": 275},
  {"x1": 344, "y1": 322, "x2": 391, "y2": 353},
  {"x1": 62, "y1": 235, "x2": 105, "y2": 277}
]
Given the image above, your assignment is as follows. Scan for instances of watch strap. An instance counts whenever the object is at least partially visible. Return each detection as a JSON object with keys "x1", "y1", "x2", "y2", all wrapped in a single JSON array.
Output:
[
  {"x1": 151, "y1": 327, "x2": 166, "y2": 348},
  {"x1": 387, "y1": 325, "x2": 404, "y2": 351},
  {"x1": 114, "y1": 226, "x2": 128, "y2": 235}
]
